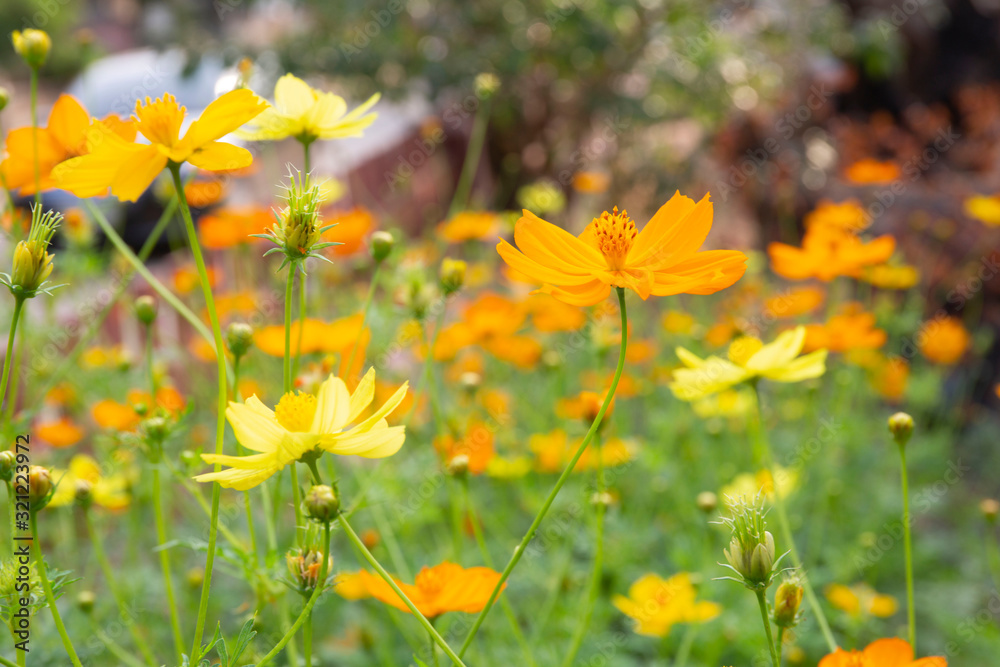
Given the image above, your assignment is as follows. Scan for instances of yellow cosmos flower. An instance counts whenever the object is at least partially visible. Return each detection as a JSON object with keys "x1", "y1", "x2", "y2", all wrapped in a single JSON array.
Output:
[
  {"x1": 53, "y1": 89, "x2": 267, "y2": 202},
  {"x1": 720, "y1": 466, "x2": 798, "y2": 502},
  {"x1": 194, "y1": 368, "x2": 407, "y2": 490},
  {"x1": 825, "y1": 583, "x2": 898, "y2": 619},
  {"x1": 49, "y1": 455, "x2": 131, "y2": 510},
  {"x1": 237, "y1": 73, "x2": 379, "y2": 143},
  {"x1": 964, "y1": 194, "x2": 1000, "y2": 227},
  {"x1": 613, "y1": 572, "x2": 721, "y2": 637},
  {"x1": 670, "y1": 326, "x2": 827, "y2": 401}
]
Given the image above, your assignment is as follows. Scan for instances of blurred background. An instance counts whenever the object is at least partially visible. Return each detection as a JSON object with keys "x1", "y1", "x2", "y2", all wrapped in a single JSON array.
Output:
[{"x1": 1, "y1": 0, "x2": 999, "y2": 398}]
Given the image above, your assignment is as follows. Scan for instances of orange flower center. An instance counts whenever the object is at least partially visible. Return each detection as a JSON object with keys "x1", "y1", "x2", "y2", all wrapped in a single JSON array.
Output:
[
  {"x1": 134, "y1": 94, "x2": 185, "y2": 148},
  {"x1": 415, "y1": 567, "x2": 446, "y2": 597},
  {"x1": 592, "y1": 207, "x2": 637, "y2": 270},
  {"x1": 274, "y1": 391, "x2": 317, "y2": 432}
]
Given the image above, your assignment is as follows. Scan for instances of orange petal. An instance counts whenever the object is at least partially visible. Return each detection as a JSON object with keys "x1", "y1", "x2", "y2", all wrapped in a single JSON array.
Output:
[
  {"x1": 179, "y1": 88, "x2": 267, "y2": 152},
  {"x1": 536, "y1": 279, "x2": 611, "y2": 306},
  {"x1": 650, "y1": 250, "x2": 747, "y2": 296},
  {"x1": 46, "y1": 94, "x2": 90, "y2": 155},
  {"x1": 862, "y1": 638, "x2": 913, "y2": 667},
  {"x1": 514, "y1": 210, "x2": 605, "y2": 272},
  {"x1": 628, "y1": 192, "x2": 707, "y2": 267},
  {"x1": 497, "y1": 239, "x2": 598, "y2": 286}
]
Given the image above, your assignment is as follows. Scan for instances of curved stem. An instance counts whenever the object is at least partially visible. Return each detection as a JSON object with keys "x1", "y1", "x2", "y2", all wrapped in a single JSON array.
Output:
[
  {"x1": 448, "y1": 97, "x2": 492, "y2": 217},
  {"x1": 750, "y1": 383, "x2": 837, "y2": 652},
  {"x1": 338, "y1": 511, "x2": 468, "y2": 667},
  {"x1": 459, "y1": 287, "x2": 628, "y2": 658},
  {"x1": 0, "y1": 297, "x2": 25, "y2": 414},
  {"x1": 31, "y1": 512, "x2": 83, "y2": 666},
  {"x1": 899, "y1": 445, "x2": 916, "y2": 648},
  {"x1": 170, "y1": 164, "x2": 229, "y2": 662},
  {"x1": 256, "y1": 520, "x2": 331, "y2": 666},
  {"x1": 84, "y1": 511, "x2": 158, "y2": 666},
  {"x1": 755, "y1": 589, "x2": 779, "y2": 667},
  {"x1": 83, "y1": 200, "x2": 220, "y2": 356}
]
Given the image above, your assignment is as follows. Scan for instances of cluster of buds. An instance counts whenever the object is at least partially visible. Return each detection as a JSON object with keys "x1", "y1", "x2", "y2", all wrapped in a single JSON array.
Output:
[
  {"x1": 717, "y1": 493, "x2": 787, "y2": 591},
  {"x1": 12, "y1": 29, "x2": 51, "y2": 69},
  {"x1": 286, "y1": 546, "x2": 332, "y2": 594},
  {"x1": 256, "y1": 171, "x2": 337, "y2": 268},
  {"x1": 2, "y1": 206, "x2": 64, "y2": 299}
]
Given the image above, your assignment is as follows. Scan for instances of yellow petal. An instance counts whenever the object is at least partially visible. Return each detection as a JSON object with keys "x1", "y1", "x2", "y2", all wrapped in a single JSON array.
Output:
[
  {"x1": 348, "y1": 368, "x2": 377, "y2": 423},
  {"x1": 109, "y1": 145, "x2": 167, "y2": 202},
  {"x1": 235, "y1": 107, "x2": 296, "y2": 141},
  {"x1": 274, "y1": 73, "x2": 317, "y2": 117},
  {"x1": 325, "y1": 421, "x2": 405, "y2": 459},
  {"x1": 178, "y1": 88, "x2": 267, "y2": 153},
  {"x1": 311, "y1": 374, "x2": 352, "y2": 433},
  {"x1": 761, "y1": 349, "x2": 827, "y2": 383},
  {"x1": 744, "y1": 326, "x2": 806, "y2": 373},
  {"x1": 670, "y1": 358, "x2": 749, "y2": 401},
  {"x1": 226, "y1": 397, "x2": 284, "y2": 453},
  {"x1": 185, "y1": 141, "x2": 254, "y2": 172}
]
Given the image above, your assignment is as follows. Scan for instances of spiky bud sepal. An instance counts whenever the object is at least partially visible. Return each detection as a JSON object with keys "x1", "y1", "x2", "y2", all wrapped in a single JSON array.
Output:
[{"x1": 253, "y1": 169, "x2": 341, "y2": 273}]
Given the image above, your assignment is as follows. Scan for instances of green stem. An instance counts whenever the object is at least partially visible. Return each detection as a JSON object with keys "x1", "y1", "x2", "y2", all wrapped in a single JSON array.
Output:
[
  {"x1": 84, "y1": 511, "x2": 158, "y2": 666},
  {"x1": 345, "y1": 263, "x2": 382, "y2": 377},
  {"x1": 560, "y1": 436, "x2": 606, "y2": 667},
  {"x1": 776, "y1": 626, "x2": 784, "y2": 666},
  {"x1": 170, "y1": 164, "x2": 229, "y2": 662},
  {"x1": 899, "y1": 445, "x2": 916, "y2": 648},
  {"x1": 0, "y1": 297, "x2": 24, "y2": 415},
  {"x1": 4, "y1": 314, "x2": 25, "y2": 421},
  {"x1": 31, "y1": 512, "x2": 83, "y2": 666},
  {"x1": 462, "y1": 478, "x2": 536, "y2": 667},
  {"x1": 459, "y1": 287, "x2": 629, "y2": 658},
  {"x1": 303, "y1": 140, "x2": 312, "y2": 177},
  {"x1": 91, "y1": 621, "x2": 147, "y2": 667},
  {"x1": 0, "y1": 655, "x2": 16, "y2": 667},
  {"x1": 756, "y1": 589, "x2": 779, "y2": 667},
  {"x1": 256, "y1": 520, "x2": 331, "y2": 666},
  {"x1": 448, "y1": 96, "x2": 492, "y2": 216},
  {"x1": 284, "y1": 266, "x2": 295, "y2": 393},
  {"x1": 750, "y1": 383, "x2": 837, "y2": 652},
  {"x1": 293, "y1": 270, "x2": 306, "y2": 380},
  {"x1": 84, "y1": 200, "x2": 220, "y2": 356},
  {"x1": 304, "y1": 610, "x2": 313, "y2": 667},
  {"x1": 338, "y1": 512, "x2": 468, "y2": 667},
  {"x1": 673, "y1": 622, "x2": 697, "y2": 667},
  {"x1": 152, "y1": 463, "x2": 185, "y2": 662},
  {"x1": 429, "y1": 628, "x2": 441, "y2": 667}
]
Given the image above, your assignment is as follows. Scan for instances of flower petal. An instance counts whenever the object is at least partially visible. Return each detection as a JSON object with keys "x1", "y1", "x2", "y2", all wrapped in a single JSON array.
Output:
[
  {"x1": 745, "y1": 326, "x2": 806, "y2": 373},
  {"x1": 273, "y1": 73, "x2": 316, "y2": 117},
  {"x1": 324, "y1": 421, "x2": 405, "y2": 458},
  {"x1": 628, "y1": 192, "x2": 709, "y2": 268},
  {"x1": 185, "y1": 141, "x2": 254, "y2": 172},
  {"x1": 178, "y1": 88, "x2": 267, "y2": 153},
  {"x1": 515, "y1": 210, "x2": 606, "y2": 272},
  {"x1": 535, "y1": 279, "x2": 611, "y2": 306},
  {"x1": 311, "y1": 374, "x2": 352, "y2": 433},
  {"x1": 46, "y1": 94, "x2": 90, "y2": 155}
]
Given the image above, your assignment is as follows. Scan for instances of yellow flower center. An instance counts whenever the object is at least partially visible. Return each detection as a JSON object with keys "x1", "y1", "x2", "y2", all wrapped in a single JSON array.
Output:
[
  {"x1": 274, "y1": 391, "x2": 317, "y2": 432},
  {"x1": 592, "y1": 207, "x2": 637, "y2": 270},
  {"x1": 728, "y1": 336, "x2": 763, "y2": 367},
  {"x1": 134, "y1": 94, "x2": 185, "y2": 148}
]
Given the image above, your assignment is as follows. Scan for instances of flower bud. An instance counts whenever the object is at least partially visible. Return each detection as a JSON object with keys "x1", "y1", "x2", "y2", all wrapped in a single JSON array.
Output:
[
  {"x1": 27, "y1": 466, "x2": 52, "y2": 508},
  {"x1": 474, "y1": 72, "x2": 500, "y2": 99},
  {"x1": 286, "y1": 547, "x2": 332, "y2": 592},
  {"x1": 12, "y1": 29, "x2": 51, "y2": 69},
  {"x1": 773, "y1": 577, "x2": 804, "y2": 628},
  {"x1": 0, "y1": 87, "x2": 9, "y2": 112},
  {"x1": 0, "y1": 451, "x2": 15, "y2": 482},
  {"x1": 981, "y1": 498, "x2": 999, "y2": 524},
  {"x1": 186, "y1": 567, "x2": 204, "y2": 589},
  {"x1": 134, "y1": 295, "x2": 157, "y2": 325},
  {"x1": 77, "y1": 590, "x2": 96, "y2": 613},
  {"x1": 459, "y1": 371, "x2": 481, "y2": 393},
  {"x1": 439, "y1": 258, "x2": 467, "y2": 295},
  {"x1": 696, "y1": 491, "x2": 718, "y2": 513},
  {"x1": 226, "y1": 322, "x2": 254, "y2": 359},
  {"x1": 370, "y1": 230, "x2": 394, "y2": 262},
  {"x1": 304, "y1": 484, "x2": 339, "y2": 522},
  {"x1": 4, "y1": 207, "x2": 61, "y2": 298},
  {"x1": 260, "y1": 170, "x2": 330, "y2": 264},
  {"x1": 888, "y1": 412, "x2": 914, "y2": 447},
  {"x1": 446, "y1": 453, "x2": 470, "y2": 477},
  {"x1": 74, "y1": 479, "x2": 94, "y2": 508},
  {"x1": 590, "y1": 490, "x2": 615, "y2": 508},
  {"x1": 142, "y1": 417, "x2": 169, "y2": 443},
  {"x1": 720, "y1": 493, "x2": 782, "y2": 590}
]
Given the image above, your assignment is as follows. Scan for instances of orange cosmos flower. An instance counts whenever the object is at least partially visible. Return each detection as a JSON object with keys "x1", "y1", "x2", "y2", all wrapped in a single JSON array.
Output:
[
  {"x1": 0, "y1": 94, "x2": 136, "y2": 195},
  {"x1": 481, "y1": 335, "x2": 542, "y2": 369},
  {"x1": 198, "y1": 206, "x2": 272, "y2": 250},
  {"x1": 324, "y1": 206, "x2": 375, "y2": 256},
  {"x1": 918, "y1": 316, "x2": 970, "y2": 365},
  {"x1": 53, "y1": 89, "x2": 267, "y2": 201},
  {"x1": 530, "y1": 429, "x2": 631, "y2": 473},
  {"x1": 825, "y1": 583, "x2": 898, "y2": 619},
  {"x1": 91, "y1": 399, "x2": 141, "y2": 431},
  {"x1": 173, "y1": 264, "x2": 219, "y2": 294},
  {"x1": 819, "y1": 638, "x2": 945, "y2": 667},
  {"x1": 803, "y1": 304, "x2": 886, "y2": 353},
  {"x1": 768, "y1": 225, "x2": 895, "y2": 281},
  {"x1": 184, "y1": 177, "x2": 227, "y2": 207},
  {"x1": 435, "y1": 422, "x2": 495, "y2": 474},
  {"x1": 843, "y1": 158, "x2": 901, "y2": 185},
  {"x1": 36, "y1": 417, "x2": 84, "y2": 448},
  {"x1": 438, "y1": 211, "x2": 499, "y2": 243},
  {"x1": 497, "y1": 193, "x2": 748, "y2": 305},
  {"x1": 557, "y1": 390, "x2": 614, "y2": 422},
  {"x1": 805, "y1": 199, "x2": 869, "y2": 232},
  {"x1": 764, "y1": 286, "x2": 825, "y2": 318},
  {"x1": 523, "y1": 294, "x2": 587, "y2": 332},
  {"x1": 359, "y1": 562, "x2": 505, "y2": 617}
]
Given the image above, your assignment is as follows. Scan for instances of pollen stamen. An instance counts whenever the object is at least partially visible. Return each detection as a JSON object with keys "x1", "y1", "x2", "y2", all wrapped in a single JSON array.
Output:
[
  {"x1": 592, "y1": 207, "x2": 637, "y2": 270},
  {"x1": 274, "y1": 391, "x2": 317, "y2": 432}
]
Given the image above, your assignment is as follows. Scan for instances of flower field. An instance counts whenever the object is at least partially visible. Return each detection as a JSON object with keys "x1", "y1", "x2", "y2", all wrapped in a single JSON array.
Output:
[{"x1": 0, "y1": 2, "x2": 998, "y2": 666}]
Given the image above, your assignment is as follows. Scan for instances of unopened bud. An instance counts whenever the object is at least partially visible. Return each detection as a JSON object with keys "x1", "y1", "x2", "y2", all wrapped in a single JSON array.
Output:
[
  {"x1": 888, "y1": 412, "x2": 914, "y2": 447},
  {"x1": 773, "y1": 577, "x2": 804, "y2": 628},
  {"x1": 474, "y1": 72, "x2": 500, "y2": 99},
  {"x1": 590, "y1": 491, "x2": 615, "y2": 508},
  {"x1": 286, "y1": 547, "x2": 332, "y2": 592},
  {"x1": 5, "y1": 207, "x2": 61, "y2": 298},
  {"x1": 447, "y1": 454, "x2": 470, "y2": 477},
  {"x1": 12, "y1": 29, "x2": 51, "y2": 69},
  {"x1": 134, "y1": 295, "x2": 157, "y2": 325},
  {"x1": 0, "y1": 451, "x2": 15, "y2": 482},
  {"x1": 142, "y1": 417, "x2": 169, "y2": 443},
  {"x1": 459, "y1": 371, "x2": 481, "y2": 393},
  {"x1": 77, "y1": 590, "x2": 96, "y2": 613},
  {"x1": 696, "y1": 491, "x2": 718, "y2": 513},
  {"x1": 304, "y1": 484, "x2": 339, "y2": 522},
  {"x1": 74, "y1": 479, "x2": 94, "y2": 508},
  {"x1": 27, "y1": 466, "x2": 53, "y2": 508},
  {"x1": 981, "y1": 498, "x2": 999, "y2": 523},
  {"x1": 440, "y1": 258, "x2": 466, "y2": 295},
  {"x1": 226, "y1": 322, "x2": 254, "y2": 358},
  {"x1": 370, "y1": 230, "x2": 394, "y2": 262}
]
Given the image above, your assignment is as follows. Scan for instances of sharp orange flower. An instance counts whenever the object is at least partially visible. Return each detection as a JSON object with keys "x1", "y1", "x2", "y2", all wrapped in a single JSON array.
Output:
[
  {"x1": 497, "y1": 192, "x2": 748, "y2": 305},
  {"x1": 819, "y1": 638, "x2": 945, "y2": 667},
  {"x1": 0, "y1": 94, "x2": 135, "y2": 195},
  {"x1": 53, "y1": 89, "x2": 267, "y2": 201},
  {"x1": 358, "y1": 562, "x2": 505, "y2": 617}
]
